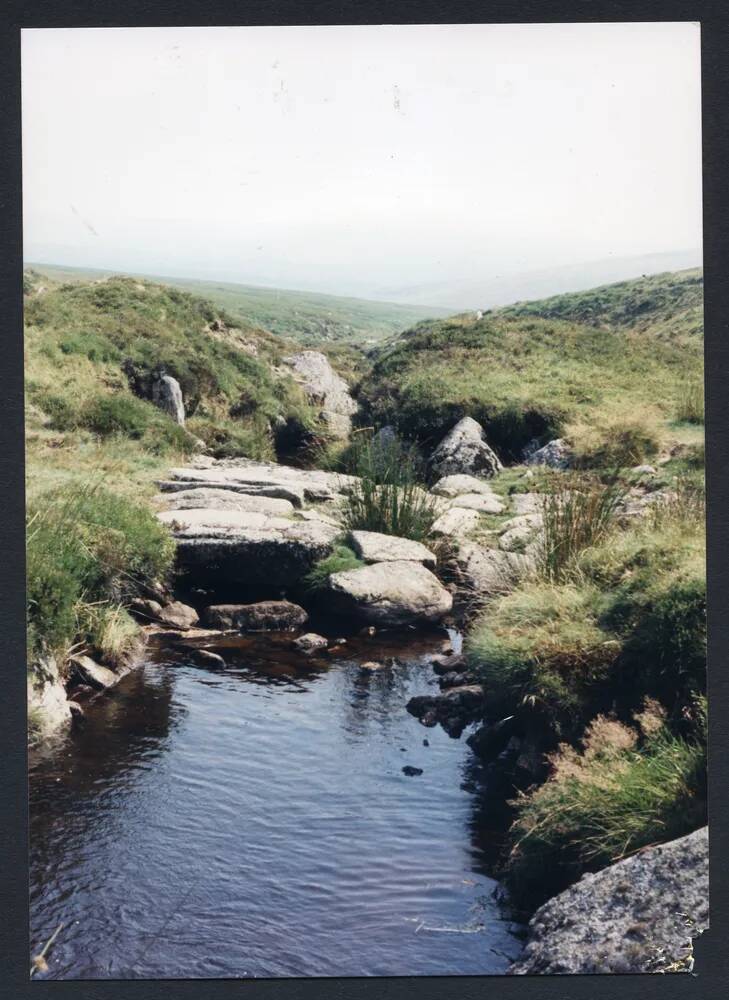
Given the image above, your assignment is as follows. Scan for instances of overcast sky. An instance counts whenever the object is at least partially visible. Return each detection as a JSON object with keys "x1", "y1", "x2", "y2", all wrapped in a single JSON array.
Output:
[{"x1": 22, "y1": 23, "x2": 702, "y2": 298}]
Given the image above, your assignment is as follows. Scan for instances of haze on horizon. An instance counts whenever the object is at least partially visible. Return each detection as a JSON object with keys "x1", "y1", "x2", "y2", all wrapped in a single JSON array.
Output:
[{"x1": 22, "y1": 23, "x2": 702, "y2": 303}]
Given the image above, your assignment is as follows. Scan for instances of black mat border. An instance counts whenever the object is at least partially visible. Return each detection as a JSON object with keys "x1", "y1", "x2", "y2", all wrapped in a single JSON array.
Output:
[{"x1": 1, "y1": 3, "x2": 727, "y2": 999}]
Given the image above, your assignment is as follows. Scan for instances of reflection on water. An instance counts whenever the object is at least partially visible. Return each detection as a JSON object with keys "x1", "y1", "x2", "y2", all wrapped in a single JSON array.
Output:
[{"x1": 29, "y1": 630, "x2": 522, "y2": 979}]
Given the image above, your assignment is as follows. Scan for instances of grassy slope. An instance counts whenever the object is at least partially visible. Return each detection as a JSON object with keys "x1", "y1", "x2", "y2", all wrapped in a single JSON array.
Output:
[
  {"x1": 24, "y1": 270, "x2": 320, "y2": 501},
  {"x1": 358, "y1": 268, "x2": 704, "y2": 460},
  {"x1": 26, "y1": 262, "x2": 448, "y2": 347}
]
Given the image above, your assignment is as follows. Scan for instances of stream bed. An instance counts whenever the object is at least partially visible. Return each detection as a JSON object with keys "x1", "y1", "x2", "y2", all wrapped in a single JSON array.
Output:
[{"x1": 29, "y1": 628, "x2": 522, "y2": 979}]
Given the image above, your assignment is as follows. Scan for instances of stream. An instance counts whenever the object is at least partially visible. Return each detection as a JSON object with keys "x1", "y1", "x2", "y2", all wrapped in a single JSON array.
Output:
[{"x1": 29, "y1": 627, "x2": 522, "y2": 979}]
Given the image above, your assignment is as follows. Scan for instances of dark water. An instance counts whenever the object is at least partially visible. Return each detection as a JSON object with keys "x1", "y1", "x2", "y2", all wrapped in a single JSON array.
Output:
[{"x1": 29, "y1": 629, "x2": 522, "y2": 979}]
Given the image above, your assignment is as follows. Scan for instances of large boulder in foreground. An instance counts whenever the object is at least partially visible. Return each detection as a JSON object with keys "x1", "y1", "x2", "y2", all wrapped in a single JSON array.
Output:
[
  {"x1": 328, "y1": 560, "x2": 453, "y2": 626},
  {"x1": 430, "y1": 416, "x2": 503, "y2": 479},
  {"x1": 510, "y1": 827, "x2": 709, "y2": 975},
  {"x1": 349, "y1": 530, "x2": 437, "y2": 569}
]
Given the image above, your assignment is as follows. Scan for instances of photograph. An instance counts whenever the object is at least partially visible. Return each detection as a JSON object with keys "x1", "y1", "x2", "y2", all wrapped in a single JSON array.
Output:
[{"x1": 23, "y1": 22, "x2": 707, "y2": 979}]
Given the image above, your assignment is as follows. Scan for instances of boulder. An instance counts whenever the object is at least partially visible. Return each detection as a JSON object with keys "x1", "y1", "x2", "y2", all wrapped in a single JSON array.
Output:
[
  {"x1": 152, "y1": 374, "x2": 185, "y2": 425},
  {"x1": 293, "y1": 632, "x2": 329, "y2": 655},
  {"x1": 349, "y1": 530, "x2": 437, "y2": 569},
  {"x1": 524, "y1": 438, "x2": 572, "y2": 469},
  {"x1": 157, "y1": 479, "x2": 307, "y2": 508},
  {"x1": 449, "y1": 492, "x2": 505, "y2": 514},
  {"x1": 511, "y1": 492, "x2": 543, "y2": 516},
  {"x1": 128, "y1": 597, "x2": 164, "y2": 622},
  {"x1": 155, "y1": 487, "x2": 295, "y2": 517},
  {"x1": 172, "y1": 518, "x2": 339, "y2": 593},
  {"x1": 282, "y1": 351, "x2": 357, "y2": 439},
  {"x1": 161, "y1": 458, "x2": 358, "y2": 504},
  {"x1": 456, "y1": 543, "x2": 531, "y2": 599},
  {"x1": 202, "y1": 601, "x2": 308, "y2": 632},
  {"x1": 402, "y1": 765, "x2": 423, "y2": 776},
  {"x1": 499, "y1": 514, "x2": 543, "y2": 552},
  {"x1": 156, "y1": 601, "x2": 200, "y2": 631},
  {"x1": 69, "y1": 654, "x2": 118, "y2": 690},
  {"x1": 432, "y1": 474, "x2": 500, "y2": 498},
  {"x1": 430, "y1": 416, "x2": 503, "y2": 479},
  {"x1": 328, "y1": 560, "x2": 452, "y2": 626},
  {"x1": 510, "y1": 827, "x2": 709, "y2": 975},
  {"x1": 158, "y1": 508, "x2": 291, "y2": 531},
  {"x1": 407, "y1": 684, "x2": 485, "y2": 737},
  {"x1": 430, "y1": 507, "x2": 480, "y2": 539}
]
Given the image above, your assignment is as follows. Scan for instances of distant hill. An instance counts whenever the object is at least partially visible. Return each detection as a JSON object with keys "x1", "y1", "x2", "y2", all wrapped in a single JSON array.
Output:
[
  {"x1": 358, "y1": 268, "x2": 704, "y2": 461},
  {"x1": 25, "y1": 263, "x2": 448, "y2": 347},
  {"x1": 375, "y1": 250, "x2": 703, "y2": 312}
]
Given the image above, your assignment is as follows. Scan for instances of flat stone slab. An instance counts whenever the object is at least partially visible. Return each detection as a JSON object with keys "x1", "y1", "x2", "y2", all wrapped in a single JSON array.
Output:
[
  {"x1": 349, "y1": 530, "x2": 437, "y2": 568},
  {"x1": 430, "y1": 507, "x2": 481, "y2": 538},
  {"x1": 156, "y1": 479, "x2": 307, "y2": 507},
  {"x1": 154, "y1": 487, "x2": 295, "y2": 517},
  {"x1": 166, "y1": 460, "x2": 357, "y2": 503},
  {"x1": 511, "y1": 492, "x2": 544, "y2": 516},
  {"x1": 328, "y1": 560, "x2": 452, "y2": 626},
  {"x1": 456, "y1": 543, "x2": 531, "y2": 599},
  {"x1": 202, "y1": 600, "x2": 308, "y2": 632},
  {"x1": 158, "y1": 509, "x2": 293, "y2": 532},
  {"x1": 510, "y1": 827, "x2": 709, "y2": 975},
  {"x1": 449, "y1": 492, "x2": 505, "y2": 514},
  {"x1": 432, "y1": 474, "x2": 501, "y2": 498},
  {"x1": 69, "y1": 654, "x2": 118, "y2": 690}
]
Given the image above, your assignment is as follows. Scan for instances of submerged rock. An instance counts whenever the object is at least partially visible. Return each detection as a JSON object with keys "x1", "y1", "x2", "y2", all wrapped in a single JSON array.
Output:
[
  {"x1": 202, "y1": 601, "x2": 308, "y2": 632},
  {"x1": 510, "y1": 827, "x2": 709, "y2": 975},
  {"x1": 327, "y1": 560, "x2": 453, "y2": 626},
  {"x1": 430, "y1": 416, "x2": 503, "y2": 479},
  {"x1": 349, "y1": 530, "x2": 437, "y2": 569},
  {"x1": 293, "y1": 632, "x2": 329, "y2": 655},
  {"x1": 402, "y1": 765, "x2": 424, "y2": 777},
  {"x1": 184, "y1": 648, "x2": 226, "y2": 669}
]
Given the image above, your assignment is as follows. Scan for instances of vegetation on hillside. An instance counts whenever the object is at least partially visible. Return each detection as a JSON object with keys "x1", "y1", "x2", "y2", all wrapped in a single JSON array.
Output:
[
  {"x1": 358, "y1": 269, "x2": 704, "y2": 461},
  {"x1": 26, "y1": 263, "x2": 446, "y2": 347}
]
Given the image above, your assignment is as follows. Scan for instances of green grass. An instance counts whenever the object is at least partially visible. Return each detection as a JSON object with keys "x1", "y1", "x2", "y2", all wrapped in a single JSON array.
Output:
[
  {"x1": 358, "y1": 269, "x2": 703, "y2": 460},
  {"x1": 26, "y1": 262, "x2": 448, "y2": 347},
  {"x1": 302, "y1": 544, "x2": 365, "y2": 595},
  {"x1": 466, "y1": 495, "x2": 706, "y2": 738},
  {"x1": 24, "y1": 273, "x2": 322, "y2": 464},
  {"x1": 336, "y1": 431, "x2": 438, "y2": 541},
  {"x1": 26, "y1": 481, "x2": 175, "y2": 668},
  {"x1": 503, "y1": 702, "x2": 707, "y2": 910},
  {"x1": 539, "y1": 473, "x2": 624, "y2": 581}
]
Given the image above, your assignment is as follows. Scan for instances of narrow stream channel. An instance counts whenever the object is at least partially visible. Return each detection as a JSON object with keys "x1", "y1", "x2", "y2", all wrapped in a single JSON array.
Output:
[{"x1": 29, "y1": 629, "x2": 522, "y2": 979}]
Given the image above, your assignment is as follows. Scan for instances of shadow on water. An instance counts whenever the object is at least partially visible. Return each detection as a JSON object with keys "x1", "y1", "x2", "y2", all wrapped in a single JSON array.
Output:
[{"x1": 29, "y1": 625, "x2": 523, "y2": 980}]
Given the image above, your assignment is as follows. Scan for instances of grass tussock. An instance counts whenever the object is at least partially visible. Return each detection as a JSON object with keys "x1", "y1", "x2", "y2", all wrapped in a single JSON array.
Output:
[
  {"x1": 26, "y1": 480, "x2": 174, "y2": 667},
  {"x1": 503, "y1": 698, "x2": 707, "y2": 909},
  {"x1": 538, "y1": 473, "x2": 624, "y2": 581},
  {"x1": 675, "y1": 379, "x2": 705, "y2": 424},
  {"x1": 338, "y1": 431, "x2": 438, "y2": 541}
]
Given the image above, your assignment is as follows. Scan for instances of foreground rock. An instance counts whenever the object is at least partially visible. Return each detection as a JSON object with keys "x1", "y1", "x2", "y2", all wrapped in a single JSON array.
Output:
[
  {"x1": 28, "y1": 656, "x2": 72, "y2": 735},
  {"x1": 430, "y1": 417, "x2": 503, "y2": 479},
  {"x1": 281, "y1": 350, "x2": 357, "y2": 439},
  {"x1": 328, "y1": 560, "x2": 453, "y2": 626},
  {"x1": 510, "y1": 827, "x2": 709, "y2": 975},
  {"x1": 170, "y1": 515, "x2": 339, "y2": 593},
  {"x1": 203, "y1": 601, "x2": 308, "y2": 632},
  {"x1": 349, "y1": 530, "x2": 437, "y2": 569},
  {"x1": 69, "y1": 654, "x2": 119, "y2": 690},
  {"x1": 155, "y1": 487, "x2": 295, "y2": 517},
  {"x1": 449, "y1": 492, "x2": 505, "y2": 514}
]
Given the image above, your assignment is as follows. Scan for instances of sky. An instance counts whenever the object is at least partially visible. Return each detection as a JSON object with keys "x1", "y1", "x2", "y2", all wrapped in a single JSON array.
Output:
[{"x1": 21, "y1": 23, "x2": 702, "y2": 299}]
